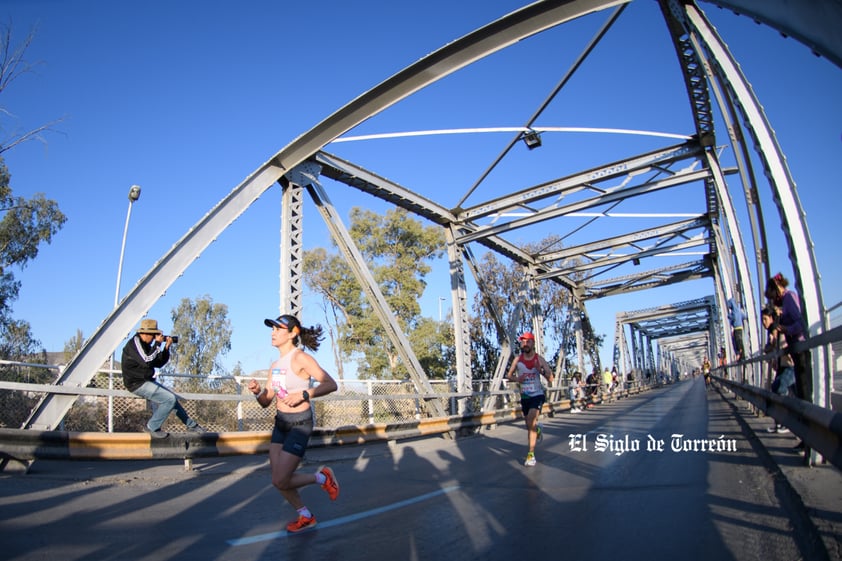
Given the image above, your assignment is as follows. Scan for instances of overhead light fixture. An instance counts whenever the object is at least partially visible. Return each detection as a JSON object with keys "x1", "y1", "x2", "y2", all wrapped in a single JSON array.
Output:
[{"x1": 522, "y1": 129, "x2": 542, "y2": 150}]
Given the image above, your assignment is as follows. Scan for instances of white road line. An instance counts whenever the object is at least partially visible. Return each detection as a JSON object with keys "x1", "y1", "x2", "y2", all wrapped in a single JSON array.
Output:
[{"x1": 227, "y1": 485, "x2": 461, "y2": 546}]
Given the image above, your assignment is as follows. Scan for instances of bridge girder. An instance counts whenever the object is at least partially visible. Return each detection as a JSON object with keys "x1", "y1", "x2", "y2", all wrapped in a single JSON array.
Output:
[{"x1": 22, "y1": 1, "x2": 833, "y2": 430}]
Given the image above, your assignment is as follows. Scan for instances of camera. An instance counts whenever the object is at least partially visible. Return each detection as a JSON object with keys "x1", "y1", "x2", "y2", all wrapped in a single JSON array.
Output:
[{"x1": 164, "y1": 335, "x2": 179, "y2": 343}]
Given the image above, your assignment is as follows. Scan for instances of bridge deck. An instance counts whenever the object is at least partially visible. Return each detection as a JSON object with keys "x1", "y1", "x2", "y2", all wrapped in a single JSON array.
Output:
[{"x1": 1, "y1": 378, "x2": 839, "y2": 561}]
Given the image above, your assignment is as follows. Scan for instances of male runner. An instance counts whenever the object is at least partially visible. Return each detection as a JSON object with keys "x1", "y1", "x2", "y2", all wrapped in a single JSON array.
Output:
[{"x1": 506, "y1": 332, "x2": 554, "y2": 466}]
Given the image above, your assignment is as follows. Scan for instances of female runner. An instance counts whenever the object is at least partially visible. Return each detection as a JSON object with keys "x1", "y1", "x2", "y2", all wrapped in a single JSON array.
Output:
[{"x1": 248, "y1": 314, "x2": 339, "y2": 532}]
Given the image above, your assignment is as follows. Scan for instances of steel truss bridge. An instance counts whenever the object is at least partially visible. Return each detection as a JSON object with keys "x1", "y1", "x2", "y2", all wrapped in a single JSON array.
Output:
[{"x1": 21, "y1": 0, "x2": 839, "y2": 431}]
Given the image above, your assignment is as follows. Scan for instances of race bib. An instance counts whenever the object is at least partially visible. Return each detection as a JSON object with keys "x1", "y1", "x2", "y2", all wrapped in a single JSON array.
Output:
[
  {"x1": 270, "y1": 368, "x2": 288, "y2": 398},
  {"x1": 521, "y1": 372, "x2": 541, "y2": 395}
]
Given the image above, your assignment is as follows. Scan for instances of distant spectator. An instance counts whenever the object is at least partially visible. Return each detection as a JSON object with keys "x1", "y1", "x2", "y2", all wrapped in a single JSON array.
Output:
[
  {"x1": 765, "y1": 273, "x2": 811, "y2": 404},
  {"x1": 727, "y1": 297, "x2": 746, "y2": 361},
  {"x1": 702, "y1": 356, "x2": 711, "y2": 391},
  {"x1": 761, "y1": 307, "x2": 794, "y2": 434},
  {"x1": 765, "y1": 272, "x2": 811, "y2": 452},
  {"x1": 585, "y1": 368, "x2": 599, "y2": 408},
  {"x1": 602, "y1": 367, "x2": 613, "y2": 402},
  {"x1": 568, "y1": 372, "x2": 583, "y2": 413}
]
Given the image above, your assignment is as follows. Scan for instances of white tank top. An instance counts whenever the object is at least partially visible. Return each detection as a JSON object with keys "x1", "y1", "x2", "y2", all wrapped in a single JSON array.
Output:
[
  {"x1": 269, "y1": 348, "x2": 311, "y2": 397},
  {"x1": 516, "y1": 354, "x2": 544, "y2": 397}
]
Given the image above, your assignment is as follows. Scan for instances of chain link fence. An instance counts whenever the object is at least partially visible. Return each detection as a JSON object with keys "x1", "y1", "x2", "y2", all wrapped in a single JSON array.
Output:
[
  {"x1": 0, "y1": 362, "x2": 670, "y2": 433},
  {"x1": 0, "y1": 363, "x2": 521, "y2": 433}
]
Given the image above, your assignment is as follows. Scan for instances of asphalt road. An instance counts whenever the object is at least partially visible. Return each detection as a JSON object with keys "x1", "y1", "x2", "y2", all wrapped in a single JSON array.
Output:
[{"x1": 1, "y1": 378, "x2": 838, "y2": 561}]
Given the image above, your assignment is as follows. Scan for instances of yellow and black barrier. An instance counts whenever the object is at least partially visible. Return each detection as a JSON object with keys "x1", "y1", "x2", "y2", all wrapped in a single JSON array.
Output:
[
  {"x1": 0, "y1": 408, "x2": 521, "y2": 471},
  {"x1": 0, "y1": 384, "x2": 659, "y2": 472}
]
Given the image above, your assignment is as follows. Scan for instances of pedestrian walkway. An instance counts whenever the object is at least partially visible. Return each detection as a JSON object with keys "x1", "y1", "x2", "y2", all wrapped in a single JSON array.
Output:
[{"x1": 715, "y1": 385, "x2": 842, "y2": 558}]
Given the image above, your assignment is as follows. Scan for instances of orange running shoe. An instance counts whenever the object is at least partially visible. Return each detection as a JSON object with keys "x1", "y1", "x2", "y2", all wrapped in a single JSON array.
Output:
[
  {"x1": 319, "y1": 466, "x2": 340, "y2": 501},
  {"x1": 286, "y1": 514, "x2": 317, "y2": 533}
]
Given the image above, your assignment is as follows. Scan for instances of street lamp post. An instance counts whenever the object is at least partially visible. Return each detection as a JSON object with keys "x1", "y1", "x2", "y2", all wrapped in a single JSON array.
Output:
[{"x1": 108, "y1": 185, "x2": 141, "y2": 432}]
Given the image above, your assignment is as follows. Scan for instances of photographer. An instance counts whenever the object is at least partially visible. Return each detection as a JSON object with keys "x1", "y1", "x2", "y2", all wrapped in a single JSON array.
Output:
[{"x1": 121, "y1": 319, "x2": 205, "y2": 438}]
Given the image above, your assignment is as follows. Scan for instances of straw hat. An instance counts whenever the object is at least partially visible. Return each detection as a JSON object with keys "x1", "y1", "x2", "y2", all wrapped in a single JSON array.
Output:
[{"x1": 137, "y1": 319, "x2": 162, "y2": 335}]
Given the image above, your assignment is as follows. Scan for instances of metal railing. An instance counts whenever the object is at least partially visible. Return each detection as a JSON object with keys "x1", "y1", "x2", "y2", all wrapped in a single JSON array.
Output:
[
  {"x1": 710, "y1": 319, "x2": 842, "y2": 467},
  {"x1": 0, "y1": 366, "x2": 488, "y2": 433},
  {"x1": 8, "y1": 340, "x2": 839, "y2": 470},
  {"x1": 713, "y1": 376, "x2": 842, "y2": 469},
  {"x1": 0, "y1": 359, "x2": 657, "y2": 433},
  {"x1": 0, "y1": 374, "x2": 656, "y2": 472}
]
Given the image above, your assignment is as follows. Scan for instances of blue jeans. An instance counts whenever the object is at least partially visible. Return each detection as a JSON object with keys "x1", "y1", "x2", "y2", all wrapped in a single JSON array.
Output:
[
  {"x1": 132, "y1": 380, "x2": 197, "y2": 431},
  {"x1": 771, "y1": 366, "x2": 795, "y2": 396}
]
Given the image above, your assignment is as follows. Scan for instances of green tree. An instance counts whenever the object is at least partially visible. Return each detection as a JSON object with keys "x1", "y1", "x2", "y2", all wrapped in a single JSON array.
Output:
[
  {"x1": 302, "y1": 247, "x2": 361, "y2": 383},
  {"x1": 408, "y1": 316, "x2": 454, "y2": 380},
  {"x1": 0, "y1": 25, "x2": 66, "y2": 429},
  {"x1": 0, "y1": 159, "x2": 66, "y2": 361},
  {"x1": 467, "y1": 313, "x2": 502, "y2": 381},
  {"x1": 164, "y1": 295, "x2": 235, "y2": 430},
  {"x1": 0, "y1": 317, "x2": 46, "y2": 383},
  {"x1": 0, "y1": 24, "x2": 66, "y2": 367},
  {"x1": 0, "y1": 316, "x2": 47, "y2": 428},
  {"x1": 166, "y1": 294, "x2": 232, "y2": 386},
  {"x1": 468, "y1": 236, "x2": 601, "y2": 379},
  {"x1": 63, "y1": 329, "x2": 84, "y2": 362},
  {"x1": 303, "y1": 206, "x2": 445, "y2": 379}
]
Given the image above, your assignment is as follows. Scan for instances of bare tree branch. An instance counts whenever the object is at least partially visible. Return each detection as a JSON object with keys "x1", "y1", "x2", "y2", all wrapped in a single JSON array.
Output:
[
  {"x1": 0, "y1": 20, "x2": 64, "y2": 154},
  {"x1": 0, "y1": 21, "x2": 39, "y2": 95},
  {"x1": 0, "y1": 118, "x2": 64, "y2": 155}
]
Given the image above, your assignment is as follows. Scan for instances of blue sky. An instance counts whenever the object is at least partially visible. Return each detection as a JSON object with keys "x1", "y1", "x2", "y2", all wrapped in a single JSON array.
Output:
[{"x1": 2, "y1": 0, "x2": 840, "y2": 376}]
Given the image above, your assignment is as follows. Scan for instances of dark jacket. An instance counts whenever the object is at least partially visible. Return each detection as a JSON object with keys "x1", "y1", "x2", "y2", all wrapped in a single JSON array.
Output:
[
  {"x1": 121, "y1": 334, "x2": 170, "y2": 392},
  {"x1": 779, "y1": 289, "x2": 806, "y2": 344}
]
